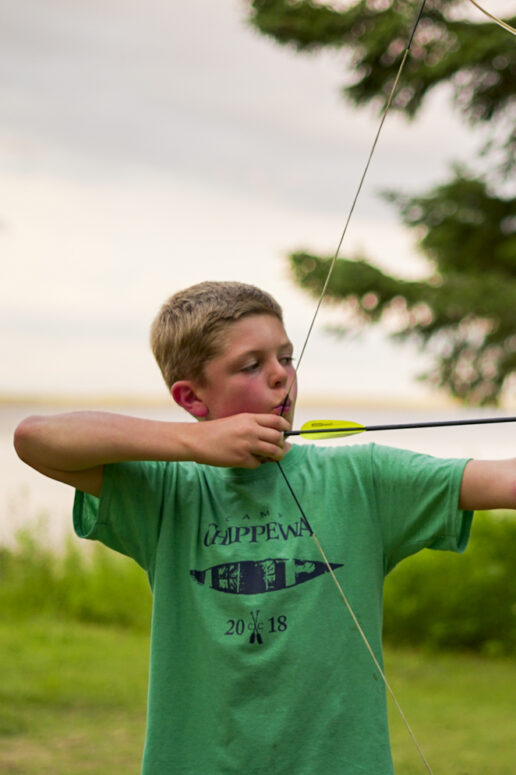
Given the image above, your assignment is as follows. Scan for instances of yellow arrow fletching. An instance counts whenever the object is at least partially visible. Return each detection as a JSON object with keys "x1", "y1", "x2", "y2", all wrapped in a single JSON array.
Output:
[{"x1": 299, "y1": 420, "x2": 366, "y2": 440}]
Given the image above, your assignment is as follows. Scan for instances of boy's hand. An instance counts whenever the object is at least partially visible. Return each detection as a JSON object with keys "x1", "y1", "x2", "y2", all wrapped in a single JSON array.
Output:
[{"x1": 186, "y1": 413, "x2": 291, "y2": 468}]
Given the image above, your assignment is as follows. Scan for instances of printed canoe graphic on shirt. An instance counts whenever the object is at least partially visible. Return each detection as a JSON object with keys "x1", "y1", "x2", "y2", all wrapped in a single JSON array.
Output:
[{"x1": 190, "y1": 557, "x2": 343, "y2": 594}]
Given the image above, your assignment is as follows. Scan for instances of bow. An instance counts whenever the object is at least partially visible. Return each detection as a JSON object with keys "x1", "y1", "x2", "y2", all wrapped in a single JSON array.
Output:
[{"x1": 272, "y1": 2, "x2": 515, "y2": 772}]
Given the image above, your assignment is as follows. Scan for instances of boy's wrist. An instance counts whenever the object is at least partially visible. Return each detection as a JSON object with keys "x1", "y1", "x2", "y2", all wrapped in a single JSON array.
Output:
[{"x1": 169, "y1": 421, "x2": 202, "y2": 464}]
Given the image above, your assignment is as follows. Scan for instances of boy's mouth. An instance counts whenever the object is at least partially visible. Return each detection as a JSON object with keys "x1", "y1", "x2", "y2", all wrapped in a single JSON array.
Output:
[{"x1": 273, "y1": 399, "x2": 291, "y2": 416}]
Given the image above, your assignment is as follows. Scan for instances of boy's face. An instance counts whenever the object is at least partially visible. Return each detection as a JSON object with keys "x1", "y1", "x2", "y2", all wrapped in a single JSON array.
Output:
[{"x1": 190, "y1": 314, "x2": 297, "y2": 424}]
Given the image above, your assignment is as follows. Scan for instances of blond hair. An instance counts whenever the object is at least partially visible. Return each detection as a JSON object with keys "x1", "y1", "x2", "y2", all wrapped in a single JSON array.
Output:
[{"x1": 150, "y1": 281, "x2": 283, "y2": 388}]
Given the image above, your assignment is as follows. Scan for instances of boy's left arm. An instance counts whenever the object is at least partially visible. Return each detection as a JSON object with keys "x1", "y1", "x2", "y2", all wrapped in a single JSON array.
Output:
[{"x1": 459, "y1": 458, "x2": 516, "y2": 510}]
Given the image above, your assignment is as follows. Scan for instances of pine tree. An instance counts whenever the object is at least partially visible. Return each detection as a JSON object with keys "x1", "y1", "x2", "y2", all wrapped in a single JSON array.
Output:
[{"x1": 248, "y1": 0, "x2": 516, "y2": 404}]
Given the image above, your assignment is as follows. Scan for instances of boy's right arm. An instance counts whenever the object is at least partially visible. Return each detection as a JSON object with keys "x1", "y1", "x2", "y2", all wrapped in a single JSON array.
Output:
[{"x1": 13, "y1": 411, "x2": 290, "y2": 497}]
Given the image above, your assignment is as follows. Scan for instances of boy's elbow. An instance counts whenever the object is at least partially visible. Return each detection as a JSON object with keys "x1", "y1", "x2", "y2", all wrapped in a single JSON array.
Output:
[{"x1": 13, "y1": 415, "x2": 46, "y2": 466}]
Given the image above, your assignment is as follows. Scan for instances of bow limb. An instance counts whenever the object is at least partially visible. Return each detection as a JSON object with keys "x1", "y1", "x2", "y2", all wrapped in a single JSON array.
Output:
[{"x1": 466, "y1": 0, "x2": 516, "y2": 35}]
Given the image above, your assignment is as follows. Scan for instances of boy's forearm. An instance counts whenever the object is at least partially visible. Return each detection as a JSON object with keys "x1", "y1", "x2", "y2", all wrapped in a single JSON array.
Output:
[
  {"x1": 14, "y1": 410, "x2": 290, "y2": 474},
  {"x1": 14, "y1": 411, "x2": 197, "y2": 472}
]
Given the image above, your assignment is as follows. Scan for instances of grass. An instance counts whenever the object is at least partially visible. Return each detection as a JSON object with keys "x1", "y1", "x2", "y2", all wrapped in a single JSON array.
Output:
[
  {"x1": 0, "y1": 618, "x2": 148, "y2": 774},
  {"x1": 0, "y1": 616, "x2": 514, "y2": 774},
  {"x1": 386, "y1": 648, "x2": 515, "y2": 775}
]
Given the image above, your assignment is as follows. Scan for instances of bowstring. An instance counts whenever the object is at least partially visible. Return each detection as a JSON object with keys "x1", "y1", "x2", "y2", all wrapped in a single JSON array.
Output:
[
  {"x1": 277, "y1": 0, "x2": 435, "y2": 771},
  {"x1": 283, "y1": 0, "x2": 426, "y2": 394}
]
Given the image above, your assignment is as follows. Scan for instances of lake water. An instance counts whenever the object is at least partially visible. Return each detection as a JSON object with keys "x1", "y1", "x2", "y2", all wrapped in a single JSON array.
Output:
[{"x1": 2, "y1": 401, "x2": 514, "y2": 548}]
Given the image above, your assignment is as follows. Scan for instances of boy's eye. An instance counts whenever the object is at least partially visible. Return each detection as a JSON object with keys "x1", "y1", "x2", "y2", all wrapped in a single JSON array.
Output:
[
  {"x1": 240, "y1": 355, "x2": 294, "y2": 373},
  {"x1": 241, "y1": 362, "x2": 259, "y2": 373}
]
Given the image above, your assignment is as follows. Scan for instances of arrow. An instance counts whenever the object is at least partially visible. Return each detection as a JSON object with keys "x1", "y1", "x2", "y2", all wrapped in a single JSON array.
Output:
[{"x1": 286, "y1": 416, "x2": 516, "y2": 440}]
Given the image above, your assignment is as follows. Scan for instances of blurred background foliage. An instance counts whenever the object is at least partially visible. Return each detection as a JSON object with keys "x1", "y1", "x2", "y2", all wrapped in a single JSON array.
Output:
[
  {"x1": 1, "y1": 511, "x2": 514, "y2": 655},
  {"x1": 247, "y1": 0, "x2": 516, "y2": 405},
  {"x1": 383, "y1": 511, "x2": 516, "y2": 656},
  {"x1": 0, "y1": 528, "x2": 152, "y2": 632}
]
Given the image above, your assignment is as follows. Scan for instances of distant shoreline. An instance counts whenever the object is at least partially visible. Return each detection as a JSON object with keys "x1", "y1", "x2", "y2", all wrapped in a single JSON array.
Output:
[{"x1": 1, "y1": 391, "x2": 514, "y2": 411}]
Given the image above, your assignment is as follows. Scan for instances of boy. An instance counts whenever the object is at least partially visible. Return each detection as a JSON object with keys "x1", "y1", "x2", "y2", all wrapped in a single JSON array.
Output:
[{"x1": 14, "y1": 281, "x2": 516, "y2": 774}]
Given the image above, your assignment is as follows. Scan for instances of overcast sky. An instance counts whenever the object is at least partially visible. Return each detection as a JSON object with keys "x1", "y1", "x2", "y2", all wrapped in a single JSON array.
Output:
[{"x1": 1, "y1": 0, "x2": 510, "y2": 404}]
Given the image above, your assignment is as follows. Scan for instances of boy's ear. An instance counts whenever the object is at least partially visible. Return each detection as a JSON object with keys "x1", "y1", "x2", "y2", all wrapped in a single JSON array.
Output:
[{"x1": 171, "y1": 381, "x2": 209, "y2": 419}]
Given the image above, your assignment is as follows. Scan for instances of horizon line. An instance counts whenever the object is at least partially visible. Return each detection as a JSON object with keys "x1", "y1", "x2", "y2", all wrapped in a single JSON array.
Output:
[{"x1": 1, "y1": 390, "x2": 514, "y2": 412}]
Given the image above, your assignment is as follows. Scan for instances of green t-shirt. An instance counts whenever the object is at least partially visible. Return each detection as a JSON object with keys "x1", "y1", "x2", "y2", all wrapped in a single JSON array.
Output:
[{"x1": 74, "y1": 442, "x2": 472, "y2": 775}]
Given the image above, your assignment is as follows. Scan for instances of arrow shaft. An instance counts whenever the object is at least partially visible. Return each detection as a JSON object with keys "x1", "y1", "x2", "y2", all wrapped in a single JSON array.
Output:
[{"x1": 286, "y1": 416, "x2": 516, "y2": 437}]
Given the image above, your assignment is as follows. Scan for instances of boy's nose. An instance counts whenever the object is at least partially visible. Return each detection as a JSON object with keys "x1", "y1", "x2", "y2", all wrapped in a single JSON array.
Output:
[{"x1": 269, "y1": 359, "x2": 288, "y2": 387}]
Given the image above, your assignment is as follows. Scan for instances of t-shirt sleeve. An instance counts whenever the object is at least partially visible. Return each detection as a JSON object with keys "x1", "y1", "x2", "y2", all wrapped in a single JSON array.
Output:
[
  {"x1": 369, "y1": 444, "x2": 474, "y2": 573},
  {"x1": 73, "y1": 460, "x2": 168, "y2": 573}
]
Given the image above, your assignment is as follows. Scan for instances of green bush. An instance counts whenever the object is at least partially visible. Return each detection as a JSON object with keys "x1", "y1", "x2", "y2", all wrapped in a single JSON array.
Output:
[
  {"x1": 383, "y1": 511, "x2": 516, "y2": 656},
  {"x1": 0, "y1": 528, "x2": 151, "y2": 631}
]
